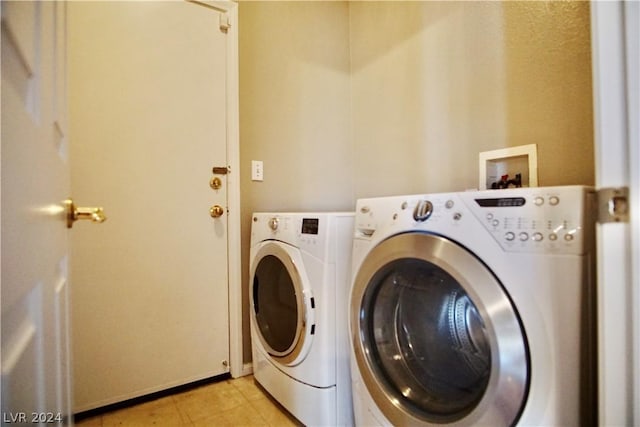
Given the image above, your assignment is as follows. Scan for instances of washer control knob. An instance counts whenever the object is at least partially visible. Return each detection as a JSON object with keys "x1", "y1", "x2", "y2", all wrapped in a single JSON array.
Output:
[
  {"x1": 268, "y1": 217, "x2": 279, "y2": 231},
  {"x1": 519, "y1": 232, "x2": 529, "y2": 241},
  {"x1": 413, "y1": 200, "x2": 433, "y2": 222},
  {"x1": 549, "y1": 196, "x2": 560, "y2": 206},
  {"x1": 505, "y1": 232, "x2": 516, "y2": 241},
  {"x1": 534, "y1": 197, "x2": 544, "y2": 206},
  {"x1": 533, "y1": 232, "x2": 544, "y2": 242}
]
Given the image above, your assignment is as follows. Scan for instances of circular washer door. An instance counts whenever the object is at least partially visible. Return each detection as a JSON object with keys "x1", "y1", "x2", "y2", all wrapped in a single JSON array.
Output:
[
  {"x1": 251, "y1": 241, "x2": 315, "y2": 367},
  {"x1": 351, "y1": 232, "x2": 529, "y2": 426}
]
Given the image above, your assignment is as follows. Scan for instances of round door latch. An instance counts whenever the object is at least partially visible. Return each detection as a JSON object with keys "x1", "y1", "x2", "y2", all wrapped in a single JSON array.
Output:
[{"x1": 210, "y1": 177, "x2": 222, "y2": 190}]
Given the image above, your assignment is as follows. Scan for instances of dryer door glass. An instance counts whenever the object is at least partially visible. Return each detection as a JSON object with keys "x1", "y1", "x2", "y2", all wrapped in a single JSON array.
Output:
[
  {"x1": 351, "y1": 232, "x2": 528, "y2": 426},
  {"x1": 366, "y1": 258, "x2": 490, "y2": 419},
  {"x1": 253, "y1": 254, "x2": 298, "y2": 353}
]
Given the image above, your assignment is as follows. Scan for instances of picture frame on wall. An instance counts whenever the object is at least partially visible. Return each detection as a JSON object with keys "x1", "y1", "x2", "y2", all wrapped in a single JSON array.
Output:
[{"x1": 479, "y1": 144, "x2": 538, "y2": 190}]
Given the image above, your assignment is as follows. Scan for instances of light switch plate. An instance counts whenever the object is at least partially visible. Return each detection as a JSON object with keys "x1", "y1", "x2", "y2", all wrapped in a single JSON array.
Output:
[{"x1": 251, "y1": 160, "x2": 263, "y2": 181}]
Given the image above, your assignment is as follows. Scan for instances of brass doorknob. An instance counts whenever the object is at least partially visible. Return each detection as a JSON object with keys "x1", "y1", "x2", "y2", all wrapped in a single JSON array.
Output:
[
  {"x1": 64, "y1": 199, "x2": 107, "y2": 228},
  {"x1": 210, "y1": 205, "x2": 224, "y2": 218}
]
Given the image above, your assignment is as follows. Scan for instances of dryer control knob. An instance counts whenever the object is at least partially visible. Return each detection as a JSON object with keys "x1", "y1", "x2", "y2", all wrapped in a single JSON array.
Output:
[
  {"x1": 413, "y1": 200, "x2": 433, "y2": 222},
  {"x1": 268, "y1": 217, "x2": 279, "y2": 231}
]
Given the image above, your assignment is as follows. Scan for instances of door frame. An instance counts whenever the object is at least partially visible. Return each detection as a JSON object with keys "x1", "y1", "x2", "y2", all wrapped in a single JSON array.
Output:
[
  {"x1": 590, "y1": 1, "x2": 639, "y2": 424},
  {"x1": 188, "y1": 0, "x2": 242, "y2": 379}
]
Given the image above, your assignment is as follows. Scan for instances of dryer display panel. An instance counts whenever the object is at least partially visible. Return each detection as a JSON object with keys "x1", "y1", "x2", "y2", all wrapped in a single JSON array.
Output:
[
  {"x1": 363, "y1": 258, "x2": 491, "y2": 420},
  {"x1": 301, "y1": 218, "x2": 319, "y2": 235},
  {"x1": 474, "y1": 197, "x2": 526, "y2": 207}
]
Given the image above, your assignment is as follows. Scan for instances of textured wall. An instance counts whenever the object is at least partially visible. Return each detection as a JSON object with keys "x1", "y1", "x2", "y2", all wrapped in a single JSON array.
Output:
[
  {"x1": 502, "y1": 1, "x2": 594, "y2": 186},
  {"x1": 350, "y1": 1, "x2": 594, "y2": 197}
]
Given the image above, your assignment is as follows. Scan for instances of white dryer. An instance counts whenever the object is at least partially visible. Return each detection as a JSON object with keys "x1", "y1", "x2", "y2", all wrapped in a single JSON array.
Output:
[
  {"x1": 349, "y1": 186, "x2": 597, "y2": 426},
  {"x1": 250, "y1": 212, "x2": 355, "y2": 426}
]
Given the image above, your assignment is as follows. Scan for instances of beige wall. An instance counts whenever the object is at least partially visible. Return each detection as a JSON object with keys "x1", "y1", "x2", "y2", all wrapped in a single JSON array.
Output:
[
  {"x1": 351, "y1": 1, "x2": 593, "y2": 196},
  {"x1": 239, "y1": 1, "x2": 594, "y2": 363},
  {"x1": 239, "y1": 1, "x2": 352, "y2": 361},
  {"x1": 502, "y1": 1, "x2": 594, "y2": 186}
]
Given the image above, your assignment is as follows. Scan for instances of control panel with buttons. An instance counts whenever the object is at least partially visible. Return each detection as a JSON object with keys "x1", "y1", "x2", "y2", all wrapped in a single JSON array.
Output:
[
  {"x1": 460, "y1": 187, "x2": 596, "y2": 255},
  {"x1": 354, "y1": 186, "x2": 596, "y2": 255},
  {"x1": 252, "y1": 214, "x2": 328, "y2": 257}
]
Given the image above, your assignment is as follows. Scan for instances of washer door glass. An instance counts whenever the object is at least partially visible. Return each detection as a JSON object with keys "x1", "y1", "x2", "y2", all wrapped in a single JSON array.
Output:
[
  {"x1": 352, "y1": 232, "x2": 528, "y2": 426},
  {"x1": 253, "y1": 254, "x2": 298, "y2": 354}
]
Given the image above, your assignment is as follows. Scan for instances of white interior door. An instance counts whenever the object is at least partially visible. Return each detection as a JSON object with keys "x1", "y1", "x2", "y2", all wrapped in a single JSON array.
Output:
[
  {"x1": 1, "y1": 0, "x2": 72, "y2": 421},
  {"x1": 68, "y1": 1, "x2": 231, "y2": 412}
]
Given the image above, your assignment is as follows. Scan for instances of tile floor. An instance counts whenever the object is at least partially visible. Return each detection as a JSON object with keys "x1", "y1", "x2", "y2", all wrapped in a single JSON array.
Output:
[{"x1": 74, "y1": 376, "x2": 303, "y2": 426}]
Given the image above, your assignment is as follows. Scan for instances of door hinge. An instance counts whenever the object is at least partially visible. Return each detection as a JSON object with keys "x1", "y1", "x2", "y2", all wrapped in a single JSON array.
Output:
[
  {"x1": 219, "y1": 13, "x2": 231, "y2": 33},
  {"x1": 597, "y1": 187, "x2": 629, "y2": 223}
]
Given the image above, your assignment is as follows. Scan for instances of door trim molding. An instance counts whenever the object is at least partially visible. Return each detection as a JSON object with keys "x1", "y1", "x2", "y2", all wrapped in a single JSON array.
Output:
[
  {"x1": 188, "y1": 0, "x2": 242, "y2": 379},
  {"x1": 186, "y1": 0, "x2": 231, "y2": 14},
  {"x1": 590, "y1": 1, "x2": 639, "y2": 424},
  {"x1": 217, "y1": 0, "x2": 243, "y2": 379}
]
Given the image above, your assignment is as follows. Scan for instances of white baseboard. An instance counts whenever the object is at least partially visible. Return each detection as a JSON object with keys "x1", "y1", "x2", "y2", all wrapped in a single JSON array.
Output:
[{"x1": 231, "y1": 362, "x2": 252, "y2": 378}]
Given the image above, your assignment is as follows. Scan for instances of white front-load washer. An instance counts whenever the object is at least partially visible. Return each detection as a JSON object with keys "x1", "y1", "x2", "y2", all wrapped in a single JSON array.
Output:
[
  {"x1": 250, "y1": 212, "x2": 355, "y2": 426},
  {"x1": 349, "y1": 186, "x2": 597, "y2": 427}
]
